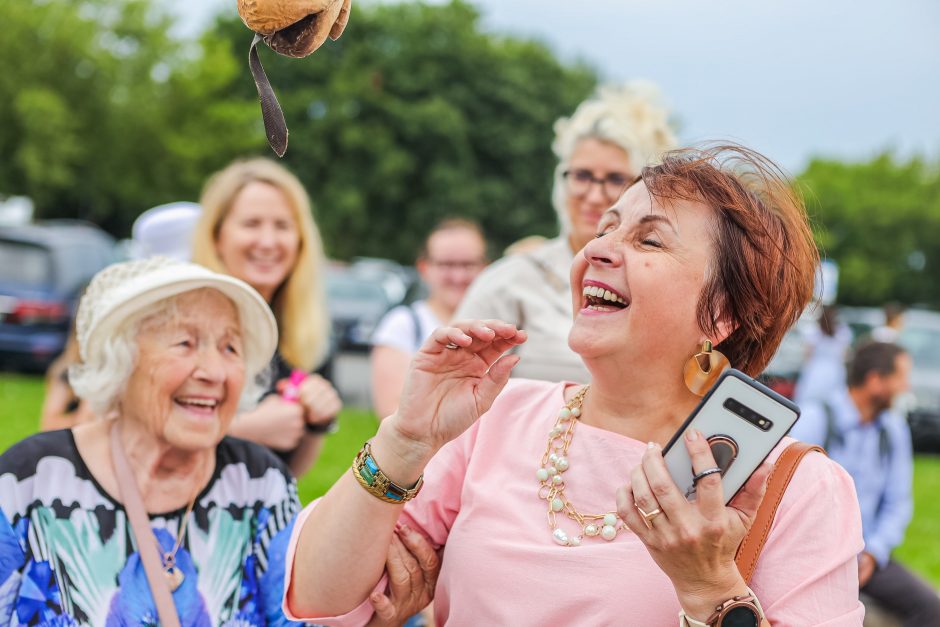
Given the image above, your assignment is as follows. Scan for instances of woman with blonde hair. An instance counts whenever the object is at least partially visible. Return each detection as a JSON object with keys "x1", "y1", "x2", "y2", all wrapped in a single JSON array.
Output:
[
  {"x1": 192, "y1": 157, "x2": 341, "y2": 477},
  {"x1": 456, "y1": 81, "x2": 678, "y2": 383}
]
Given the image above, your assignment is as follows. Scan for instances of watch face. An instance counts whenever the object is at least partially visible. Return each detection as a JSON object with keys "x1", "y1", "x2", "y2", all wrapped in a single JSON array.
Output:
[{"x1": 723, "y1": 605, "x2": 759, "y2": 627}]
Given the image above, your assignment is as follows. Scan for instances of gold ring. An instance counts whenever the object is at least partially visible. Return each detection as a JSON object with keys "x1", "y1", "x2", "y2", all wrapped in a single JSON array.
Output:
[
  {"x1": 635, "y1": 503, "x2": 662, "y2": 525},
  {"x1": 445, "y1": 342, "x2": 459, "y2": 350}
]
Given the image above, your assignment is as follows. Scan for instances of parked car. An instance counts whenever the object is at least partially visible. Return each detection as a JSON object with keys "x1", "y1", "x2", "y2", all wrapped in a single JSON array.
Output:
[
  {"x1": 0, "y1": 221, "x2": 116, "y2": 371},
  {"x1": 325, "y1": 265, "x2": 400, "y2": 352}
]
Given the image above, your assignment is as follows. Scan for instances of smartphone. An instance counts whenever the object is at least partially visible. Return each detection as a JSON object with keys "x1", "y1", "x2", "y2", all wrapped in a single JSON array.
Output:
[{"x1": 662, "y1": 369, "x2": 800, "y2": 504}]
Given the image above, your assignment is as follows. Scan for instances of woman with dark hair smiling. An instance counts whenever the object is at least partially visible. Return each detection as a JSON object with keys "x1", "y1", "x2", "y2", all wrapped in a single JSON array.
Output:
[{"x1": 284, "y1": 144, "x2": 864, "y2": 626}]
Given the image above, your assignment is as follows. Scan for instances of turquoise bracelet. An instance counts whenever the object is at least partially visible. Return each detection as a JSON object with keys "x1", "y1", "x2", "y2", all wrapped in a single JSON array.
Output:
[{"x1": 352, "y1": 441, "x2": 424, "y2": 504}]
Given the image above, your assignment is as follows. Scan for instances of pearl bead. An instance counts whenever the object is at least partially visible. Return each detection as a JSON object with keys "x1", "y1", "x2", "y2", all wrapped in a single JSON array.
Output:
[
  {"x1": 569, "y1": 535, "x2": 581, "y2": 547},
  {"x1": 547, "y1": 466, "x2": 557, "y2": 476},
  {"x1": 601, "y1": 524, "x2": 617, "y2": 541},
  {"x1": 571, "y1": 406, "x2": 581, "y2": 417},
  {"x1": 552, "y1": 528, "x2": 569, "y2": 545},
  {"x1": 548, "y1": 453, "x2": 559, "y2": 465},
  {"x1": 603, "y1": 513, "x2": 617, "y2": 527},
  {"x1": 555, "y1": 457, "x2": 569, "y2": 472},
  {"x1": 558, "y1": 408, "x2": 572, "y2": 421},
  {"x1": 551, "y1": 498, "x2": 564, "y2": 512},
  {"x1": 549, "y1": 426, "x2": 562, "y2": 437},
  {"x1": 552, "y1": 475, "x2": 564, "y2": 486},
  {"x1": 536, "y1": 468, "x2": 549, "y2": 482},
  {"x1": 584, "y1": 524, "x2": 599, "y2": 536}
]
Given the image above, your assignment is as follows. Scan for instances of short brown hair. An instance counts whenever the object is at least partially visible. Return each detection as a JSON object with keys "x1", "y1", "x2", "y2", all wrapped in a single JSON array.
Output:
[
  {"x1": 848, "y1": 342, "x2": 907, "y2": 387},
  {"x1": 640, "y1": 144, "x2": 819, "y2": 376}
]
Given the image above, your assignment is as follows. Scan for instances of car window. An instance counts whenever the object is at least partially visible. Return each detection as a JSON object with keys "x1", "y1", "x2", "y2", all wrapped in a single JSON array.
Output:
[{"x1": 0, "y1": 240, "x2": 52, "y2": 286}]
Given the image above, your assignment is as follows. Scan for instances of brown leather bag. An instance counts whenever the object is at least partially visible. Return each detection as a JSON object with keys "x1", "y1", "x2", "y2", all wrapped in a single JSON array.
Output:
[{"x1": 734, "y1": 441, "x2": 826, "y2": 583}]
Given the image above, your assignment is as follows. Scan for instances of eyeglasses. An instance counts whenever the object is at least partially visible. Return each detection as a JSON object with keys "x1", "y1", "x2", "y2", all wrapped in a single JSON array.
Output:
[
  {"x1": 562, "y1": 169, "x2": 634, "y2": 202},
  {"x1": 426, "y1": 259, "x2": 486, "y2": 272}
]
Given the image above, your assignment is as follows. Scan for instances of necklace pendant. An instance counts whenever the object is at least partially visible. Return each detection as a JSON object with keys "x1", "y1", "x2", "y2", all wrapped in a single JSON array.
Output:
[{"x1": 164, "y1": 565, "x2": 184, "y2": 591}]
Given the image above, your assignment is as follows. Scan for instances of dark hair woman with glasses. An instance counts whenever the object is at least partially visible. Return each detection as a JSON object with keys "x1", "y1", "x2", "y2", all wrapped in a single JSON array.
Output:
[{"x1": 455, "y1": 82, "x2": 677, "y2": 383}]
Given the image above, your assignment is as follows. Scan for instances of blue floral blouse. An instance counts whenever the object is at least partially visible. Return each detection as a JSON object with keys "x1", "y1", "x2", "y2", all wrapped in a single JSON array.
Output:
[{"x1": 0, "y1": 430, "x2": 303, "y2": 626}]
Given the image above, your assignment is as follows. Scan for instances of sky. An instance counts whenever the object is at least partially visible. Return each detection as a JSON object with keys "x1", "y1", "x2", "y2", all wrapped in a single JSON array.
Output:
[{"x1": 172, "y1": 0, "x2": 940, "y2": 173}]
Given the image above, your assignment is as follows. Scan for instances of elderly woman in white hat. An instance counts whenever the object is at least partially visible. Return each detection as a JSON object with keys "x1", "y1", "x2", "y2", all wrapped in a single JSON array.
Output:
[{"x1": 0, "y1": 257, "x2": 307, "y2": 625}]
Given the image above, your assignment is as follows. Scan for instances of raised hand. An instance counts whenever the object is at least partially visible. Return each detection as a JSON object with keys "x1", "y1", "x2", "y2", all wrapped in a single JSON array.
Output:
[{"x1": 387, "y1": 320, "x2": 526, "y2": 457}]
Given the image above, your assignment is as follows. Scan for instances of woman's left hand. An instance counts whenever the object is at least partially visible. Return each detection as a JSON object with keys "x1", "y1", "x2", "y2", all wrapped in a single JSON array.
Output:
[
  {"x1": 297, "y1": 374, "x2": 343, "y2": 427},
  {"x1": 616, "y1": 429, "x2": 771, "y2": 617}
]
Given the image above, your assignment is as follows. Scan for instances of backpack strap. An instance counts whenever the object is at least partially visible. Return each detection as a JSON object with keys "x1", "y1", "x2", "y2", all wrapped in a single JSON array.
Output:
[{"x1": 735, "y1": 441, "x2": 827, "y2": 583}]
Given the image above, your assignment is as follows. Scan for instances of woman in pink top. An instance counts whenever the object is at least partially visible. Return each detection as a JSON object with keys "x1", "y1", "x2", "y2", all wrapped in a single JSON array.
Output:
[{"x1": 284, "y1": 145, "x2": 865, "y2": 626}]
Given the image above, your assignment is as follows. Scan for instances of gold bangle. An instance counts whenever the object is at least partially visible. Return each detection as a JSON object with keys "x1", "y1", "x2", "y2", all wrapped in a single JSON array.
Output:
[{"x1": 352, "y1": 441, "x2": 424, "y2": 504}]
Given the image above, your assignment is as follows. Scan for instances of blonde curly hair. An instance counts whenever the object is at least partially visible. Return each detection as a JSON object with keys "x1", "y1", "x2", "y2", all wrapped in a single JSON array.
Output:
[{"x1": 551, "y1": 81, "x2": 678, "y2": 235}]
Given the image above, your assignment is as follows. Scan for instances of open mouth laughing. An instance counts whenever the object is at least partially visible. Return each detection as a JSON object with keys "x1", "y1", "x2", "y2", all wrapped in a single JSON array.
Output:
[{"x1": 581, "y1": 281, "x2": 629, "y2": 312}]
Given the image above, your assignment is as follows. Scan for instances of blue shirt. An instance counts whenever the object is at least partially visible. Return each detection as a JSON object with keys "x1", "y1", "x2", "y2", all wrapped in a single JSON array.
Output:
[{"x1": 790, "y1": 387, "x2": 913, "y2": 567}]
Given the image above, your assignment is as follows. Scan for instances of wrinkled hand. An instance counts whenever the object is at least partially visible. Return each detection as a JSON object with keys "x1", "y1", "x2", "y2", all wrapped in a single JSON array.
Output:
[
  {"x1": 389, "y1": 320, "x2": 526, "y2": 456},
  {"x1": 615, "y1": 429, "x2": 770, "y2": 616},
  {"x1": 242, "y1": 395, "x2": 306, "y2": 451},
  {"x1": 296, "y1": 374, "x2": 343, "y2": 427},
  {"x1": 366, "y1": 524, "x2": 441, "y2": 627},
  {"x1": 858, "y1": 551, "x2": 877, "y2": 587}
]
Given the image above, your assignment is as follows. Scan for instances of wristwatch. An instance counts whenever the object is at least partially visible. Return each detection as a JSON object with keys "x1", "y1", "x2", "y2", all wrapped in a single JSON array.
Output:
[{"x1": 678, "y1": 587, "x2": 765, "y2": 627}]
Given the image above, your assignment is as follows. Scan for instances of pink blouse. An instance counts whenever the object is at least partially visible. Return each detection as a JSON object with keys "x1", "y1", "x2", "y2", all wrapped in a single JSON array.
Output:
[{"x1": 285, "y1": 379, "x2": 865, "y2": 626}]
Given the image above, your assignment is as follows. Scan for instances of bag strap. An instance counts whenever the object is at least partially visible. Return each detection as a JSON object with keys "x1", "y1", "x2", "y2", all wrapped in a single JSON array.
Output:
[
  {"x1": 734, "y1": 441, "x2": 826, "y2": 583},
  {"x1": 110, "y1": 423, "x2": 182, "y2": 627}
]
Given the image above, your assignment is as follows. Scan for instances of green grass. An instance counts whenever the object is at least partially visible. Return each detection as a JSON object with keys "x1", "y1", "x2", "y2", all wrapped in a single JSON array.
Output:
[{"x1": 2, "y1": 372, "x2": 939, "y2": 586}]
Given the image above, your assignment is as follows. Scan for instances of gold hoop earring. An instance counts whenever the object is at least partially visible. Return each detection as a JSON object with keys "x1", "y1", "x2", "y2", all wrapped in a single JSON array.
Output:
[{"x1": 683, "y1": 340, "x2": 730, "y2": 397}]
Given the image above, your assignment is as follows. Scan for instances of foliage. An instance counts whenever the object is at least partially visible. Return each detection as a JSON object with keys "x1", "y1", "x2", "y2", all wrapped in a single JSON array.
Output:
[
  {"x1": 205, "y1": 1, "x2": 597, "y2": 260},
  {"x1": 0, "y1": 0, "x2": 262, "y2": 232},
  {"x1": 799, "y1": 154, "x2": 940, "y2": 307},
  {"x1": 2, "y1": 0, "x2": 596, "y2": 257}
]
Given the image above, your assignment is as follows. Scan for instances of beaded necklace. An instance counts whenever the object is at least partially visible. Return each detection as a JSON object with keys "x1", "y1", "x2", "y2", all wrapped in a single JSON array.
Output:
[{"x1": 536, "y1": 385, "x2": 628, "y2": 547}]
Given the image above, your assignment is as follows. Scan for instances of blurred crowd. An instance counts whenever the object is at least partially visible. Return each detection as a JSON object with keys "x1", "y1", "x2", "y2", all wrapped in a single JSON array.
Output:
[{"x1": 0, "y1": 77, "x2": 937, "y2": 627}]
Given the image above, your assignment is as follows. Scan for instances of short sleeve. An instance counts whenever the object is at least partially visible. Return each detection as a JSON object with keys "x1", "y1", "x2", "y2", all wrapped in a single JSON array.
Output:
[
  {"x1": 750, "y1": 451, "x2": 865, "y2": 626},
  {"x1": 371, "y1": 306, "x2": 419, "y2": 353}
]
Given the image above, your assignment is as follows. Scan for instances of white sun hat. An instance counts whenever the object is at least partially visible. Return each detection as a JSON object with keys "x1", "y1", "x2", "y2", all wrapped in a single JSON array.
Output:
[{"x1": 76, "y1": 257, "x2": 277, "y2": 376}]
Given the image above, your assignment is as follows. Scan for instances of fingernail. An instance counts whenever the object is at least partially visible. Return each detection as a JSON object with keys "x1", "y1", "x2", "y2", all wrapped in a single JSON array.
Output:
[
  {"x1": 686, "y1": 429, "x2": 699, "y2": 441},
  {"x1": 647, "y1": 441, "x2": 656, "y2": 450},
  {"x1": 400, "y1": 523, "x2": 411, "y2": 533}
]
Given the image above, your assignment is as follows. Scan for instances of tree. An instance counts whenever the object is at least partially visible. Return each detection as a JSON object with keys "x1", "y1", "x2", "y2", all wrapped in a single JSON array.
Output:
[
  {"x1": 0, "y1": 0, "x2": 261, "y2": 232},
  {"x1": 207, "y1": 0, "x2": 597, "y2": 261},
  {"x1": 799, "y1": 154, "x2": 940, "y2": 307}
]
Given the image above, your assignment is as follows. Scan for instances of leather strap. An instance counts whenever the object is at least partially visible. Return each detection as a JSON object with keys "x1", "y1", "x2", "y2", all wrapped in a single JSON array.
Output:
[
  {"x1": 110, "y1": 423, "x2": 182, "y2": 627},
  {"x1": 249, "y1": 34, "x2": 289, "y2": 157},
  {"x1": 734, "y1": 441, "x2": 826, "y2": 583}
]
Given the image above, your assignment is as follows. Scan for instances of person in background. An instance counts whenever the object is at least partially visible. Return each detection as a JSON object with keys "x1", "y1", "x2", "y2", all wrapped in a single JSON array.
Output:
[
  {"x1": 39, "y1": 327, "x2": 94, "y2": 430},
  {"x1": 872, "y1": 302, "x2": 906, "y2": 343},
  {"x1": 41, "y1": 202, "x2": 203, "y2": 432},
  {"x1": 792, "y1": 341, "x2": 940, "y2": 626},
  {"x1": 371, "y1": 218, "x2": 487, "y2": 419},
  {"x1": 793, "y1": 304, "x2": 853, "y2": 406},
  {"x1": 192, "y1": 158, "x2": 341, "y2": 478},
  {"x1": 455, "y1": 82, "x2": 677, "y2": 383}
]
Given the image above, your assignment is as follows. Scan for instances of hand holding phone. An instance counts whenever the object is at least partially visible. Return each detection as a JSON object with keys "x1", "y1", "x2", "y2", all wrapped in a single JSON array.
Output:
[{"x1": 663, "y1": 369, "x2": 799, "y2": 504}]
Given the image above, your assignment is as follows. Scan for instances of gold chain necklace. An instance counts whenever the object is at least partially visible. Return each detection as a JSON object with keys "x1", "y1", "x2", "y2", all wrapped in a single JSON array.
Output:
[{"x1": 536, "y1": 385, "x2": 627, "y2": 547}]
